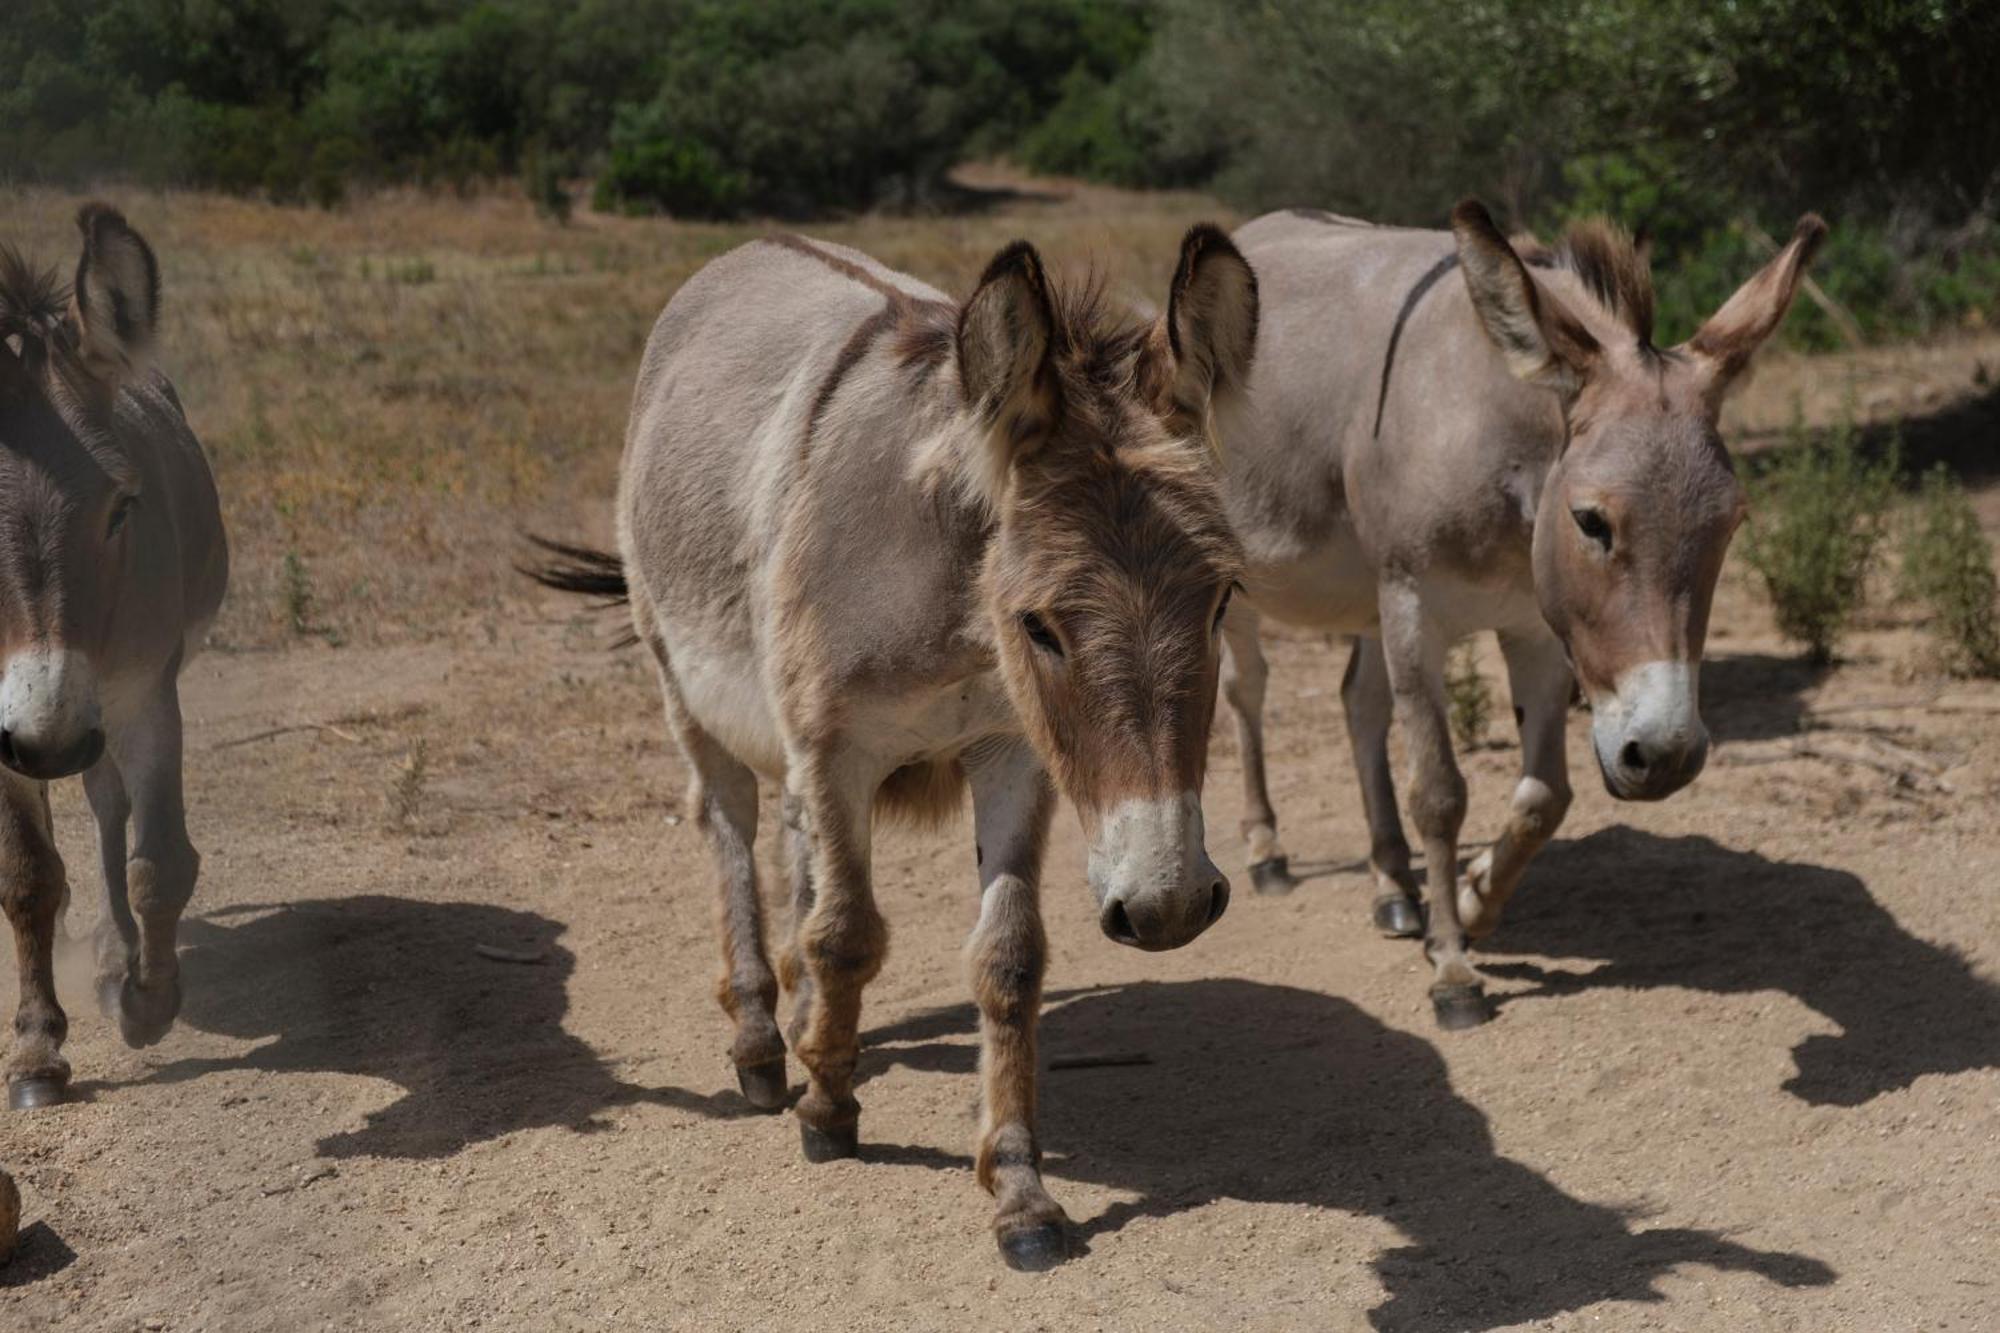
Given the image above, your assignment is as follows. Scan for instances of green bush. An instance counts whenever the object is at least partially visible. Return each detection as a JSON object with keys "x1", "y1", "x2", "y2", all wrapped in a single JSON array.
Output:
[
  {"x1": 1740, "y1": 419, "x2": 1900, "y2": 665},
  {"x1": 1446, "y1": 641, "x2": 1493, "y2": 750},
  {"x1": 1900, "y1": 466, "x2": 2000, "y2": 677}
]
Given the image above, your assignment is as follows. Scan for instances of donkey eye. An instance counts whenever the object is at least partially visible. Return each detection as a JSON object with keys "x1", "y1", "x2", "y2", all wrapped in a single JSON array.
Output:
[
  {"x1": 1571, "y1": 506, "x2": 1612, "y2": 551},
  {"x1": 1019, "y1": 612, "x2": 1064, "y2": 657},
  {"x1": 107, "y1": 495, "x2": 138, "y2": 538}
]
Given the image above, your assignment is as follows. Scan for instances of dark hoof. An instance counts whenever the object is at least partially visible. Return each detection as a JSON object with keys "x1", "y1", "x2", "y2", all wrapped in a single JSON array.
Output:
[
  {"x1": 798, "y1": 1119, "x2": 859, "y2": 1163},
  {"x1": 7, "y1": 1076, "x2": 67, "y2": 1111},
  {"x1": 735, "y1": 1059, "x2": 790, "y2": 1112},
  {"x1": 998, "y1": 1221, "x2": 1070, "y2": 1272},
  {"x1": 117, "y1": 977, "x2": 182, "y2": 1049},
  {"x1": 1372, "y1": 893, "x2": 1423, "y2": 938},
  {"x1": 1249, "y1": 856, "x2": 1296, "y2": 896},
  {"x1": 1430, "y1": 982, "x2": 1491, "y2": 1031}
]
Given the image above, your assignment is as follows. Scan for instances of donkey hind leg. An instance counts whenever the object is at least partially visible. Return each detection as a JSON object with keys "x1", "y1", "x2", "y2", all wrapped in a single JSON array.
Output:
[
  {"x1": 1219, "y1": 600, "x2": 1295, "y2": 895},
  {"x1": 81, "y1": 756, "x2": 135, "y2": 1024},
  {"x1": 963, "y1": 739, "x2": 1067, "y2": 1270},
  {"x1": 1343, "y1": 636, "x2": 1423, "y2": 938},
  {"x1": 3, "y1": 773, "x2": 70, "y2": 1108},
  {"x1": 789, "y1": 745, "x2": 886, "y2": 1163},
  {"x1": 1376, "y1": 585, "x2": 1487, "y2": 1029},
  {"x1": 777, "y1": 788, "x2": 816, "y2": 1053},
  {"x1": 645, "y1": 644, "x2": 787, "y2": 1111},
  {"x1": 1459, "y1": 628, "x2": 1574, "y2": 939},
  {"x1": 104, "y1": 675, "x2": 201, "y2": 1050}
]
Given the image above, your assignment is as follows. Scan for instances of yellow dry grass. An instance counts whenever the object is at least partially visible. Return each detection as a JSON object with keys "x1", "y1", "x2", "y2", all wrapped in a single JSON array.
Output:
[{"x1": 0, "y1": 171, "x2": 1234, "y2": 648}]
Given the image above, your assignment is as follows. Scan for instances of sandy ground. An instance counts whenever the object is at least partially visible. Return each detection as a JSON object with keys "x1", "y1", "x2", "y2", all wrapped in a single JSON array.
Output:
[{"x1": 1, "y1": 542, "x2": 1997, "y2": 1331}]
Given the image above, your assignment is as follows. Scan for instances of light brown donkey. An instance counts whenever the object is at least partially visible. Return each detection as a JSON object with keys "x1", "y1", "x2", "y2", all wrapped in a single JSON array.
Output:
[
  {"x1": 529, "y1": 226, "x2": 1257, "y2": 1268},
  {"x1": 1, "y1": 206, "x2": 228, "y2": 1109},
  {"x1": 1216, "y1": 202, "x2": 1823, "y2": 1028}
]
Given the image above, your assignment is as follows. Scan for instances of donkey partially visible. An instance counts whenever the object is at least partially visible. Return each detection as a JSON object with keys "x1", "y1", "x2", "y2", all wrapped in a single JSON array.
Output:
[
  {"x1": 530, "y1": 226, "x2": 1257, "y2": 1268},
  {"x1": 1, "y1": 206, "x2": 228, "y2": 1108},
  {"x1": 1216, "y1": 202, "x2": 1823, "y2": 1028}
]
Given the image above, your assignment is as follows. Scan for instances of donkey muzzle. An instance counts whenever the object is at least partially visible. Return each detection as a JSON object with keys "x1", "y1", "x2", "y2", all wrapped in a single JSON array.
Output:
[
  {"x1": 1087, "y1": 792, "x2": 1230, "y2": 951},
  {"x1": 0, "y1": 646, "x2": 105, "y2": 779},
  {"x1": 1591, "y1": 659, "x2": 1709, "y2": 801}
]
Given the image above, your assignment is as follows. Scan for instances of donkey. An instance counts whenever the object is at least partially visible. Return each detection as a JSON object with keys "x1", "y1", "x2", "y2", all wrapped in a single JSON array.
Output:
[
  {"x1": 1215, "y1": 201, "x2": 1824, "y2": 1028},
  {"x1": 1, "y1": 205, "x2": 228, "y2": 1108},
  {"x1": 528, "y1": 226, "x2": 1257, "y2": 1268}
]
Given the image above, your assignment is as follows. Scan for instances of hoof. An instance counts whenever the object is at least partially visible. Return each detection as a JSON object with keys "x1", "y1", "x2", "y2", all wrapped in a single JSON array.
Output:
[
  {"x1": 1249, "y1": 856, "x2": 1296, "y2": 896},
  {"x1": 998, "y1": 1220, "x2": 1069, "y2": 1272},
  {"x1": 7, "y1": 1075, "x2": 67, "y2": 1111},
  {"x1": 798, "y1": 1119, "x2": 859, "y2": 1163},
  {"x1": 116, "y1": 977, "x2": 182, "y2": 1050},
  {"x1": 1430, "y1": 982, "x2": 1491, "y2": 1031},
  {"x1": 1372, "y1": 893, "x2": 1423, "y2": 938},
  {"x1": 735, "y1": 1059, "x2": 790, "y2": 1112}
]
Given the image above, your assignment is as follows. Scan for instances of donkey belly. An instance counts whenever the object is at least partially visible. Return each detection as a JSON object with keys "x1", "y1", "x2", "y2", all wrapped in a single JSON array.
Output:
[{"x1": 1245, "y1": 524, "x2": 1382, "y2": 635}]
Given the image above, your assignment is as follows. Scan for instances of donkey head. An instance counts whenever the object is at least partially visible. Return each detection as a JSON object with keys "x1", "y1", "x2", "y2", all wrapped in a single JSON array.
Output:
[
  {"x1": 0, "y1": 204, "x2": 160, "y2": 779},
  {"x1": 1453, "y1": 201, "x2": 1826, "y2": 801},
  {"x1": 960, "y1": 227, "x2": 1256, "y2": 950}
]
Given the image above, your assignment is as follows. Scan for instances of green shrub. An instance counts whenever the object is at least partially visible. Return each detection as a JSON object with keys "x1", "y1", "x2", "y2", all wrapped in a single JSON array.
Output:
[
  {"x1": 1740, "y1": 419, "x2": 1900, "y2": 665},
  {"x1": 1446, "y1": 640, "x2": 1492, "y2": 750},
  {"x1": 1900, "y1": 466, "x2": 2000, "y2": 677}
]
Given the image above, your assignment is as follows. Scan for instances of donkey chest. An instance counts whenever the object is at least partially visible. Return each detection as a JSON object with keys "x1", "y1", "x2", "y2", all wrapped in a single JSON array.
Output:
[{"x1": 848, "y1": 670, "x2": 1018, "y2": 768}]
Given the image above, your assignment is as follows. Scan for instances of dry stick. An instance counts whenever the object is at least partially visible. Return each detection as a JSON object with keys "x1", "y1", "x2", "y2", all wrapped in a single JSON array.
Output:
[
  {"x1": 1723, "y1": 737, "x2": 1956, "y2": 792},
  {"x1": 1048, "y1": 1051, "x2": 1152, "y2": 1071},
  {"x1": 473, "y1": 943, "x2": 548, "y2": 965},
  {"x1": 212, "y1": 721, "x2": 363, "y2": 751}
]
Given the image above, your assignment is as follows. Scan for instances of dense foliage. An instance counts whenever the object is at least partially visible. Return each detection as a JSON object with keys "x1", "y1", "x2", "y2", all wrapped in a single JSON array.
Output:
[{"x1": 6, "y1": 1, "x2": 1997, "y2": 338}]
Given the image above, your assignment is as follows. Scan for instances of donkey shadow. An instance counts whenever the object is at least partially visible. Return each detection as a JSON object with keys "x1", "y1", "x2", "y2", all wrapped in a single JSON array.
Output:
[
  {"x1": 140, "y1": 897, "x2": 750, "y2": 1159},
  {"x1": 861, "y1": 980, "x2": 1832, "y2": 1331},
  {"x1": 1698, "y1": 652, "x2": 1828, "y2": 742},
  {"x1": 1478, "y1": 827, "x2": 2000, "y2": 1105}
]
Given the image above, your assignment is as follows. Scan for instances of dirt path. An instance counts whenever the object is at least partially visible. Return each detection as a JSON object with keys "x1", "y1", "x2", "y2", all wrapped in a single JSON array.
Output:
[{"x1": 2, "y1": 554, "x2": 1997, "y2": 1330}]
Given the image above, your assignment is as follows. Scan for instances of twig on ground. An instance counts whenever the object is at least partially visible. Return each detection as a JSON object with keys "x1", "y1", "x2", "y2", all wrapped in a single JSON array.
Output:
[
  {"x1": 213, "y1": 721, "x2": 362, "y2": 751},
  {"x1": 474, "y1": 943, "x2": 548, "y2": 965},
  {"x1": 1048, "y1": 1051, "x2": 1152, "y2": 1071}
]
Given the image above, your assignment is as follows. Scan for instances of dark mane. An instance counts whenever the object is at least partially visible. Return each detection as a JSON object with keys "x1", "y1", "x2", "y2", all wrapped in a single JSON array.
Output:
[
  {"x1": 1044, "y1": 267, "x2": 1153, "y2": 400},
  {"x1": 1545, "y1": 218, "x2": 1656, "y2": 345},
  {"x1": 0, "y1": 245, "x2": 67, "y2": 349}
]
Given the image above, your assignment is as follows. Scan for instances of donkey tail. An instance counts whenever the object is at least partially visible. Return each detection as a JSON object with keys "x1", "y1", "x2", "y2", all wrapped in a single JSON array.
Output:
[{"x1": 519, "y1": 534, "x2": 628, "y2": 602}]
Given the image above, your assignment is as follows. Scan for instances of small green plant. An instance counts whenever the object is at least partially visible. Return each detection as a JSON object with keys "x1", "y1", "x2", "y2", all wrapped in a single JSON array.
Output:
[
  {"x1": 1899, "y1": 465, "x2": 2000, "y2": 676},
  {"x1": 389, "y1": 738, "x2": 430, "y2": 829},
  {"x1": 385, "y1": 257, "x2": 436, "y2": 285},
  {"x1": 282, "y1": 551, "x2": 316, "y2": 637},
  {"x1": 1446, "y1": 639, "x2": 1492, "y2": 749},
  {"x1": 1740, "y1": 417, "x2": 1899, "y2": 665}
]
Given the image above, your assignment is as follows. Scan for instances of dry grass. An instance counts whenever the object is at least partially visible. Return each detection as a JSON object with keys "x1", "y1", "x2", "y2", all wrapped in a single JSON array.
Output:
[{"x1": 0, "y1": 170, "x2": 1230, "y2": 649}]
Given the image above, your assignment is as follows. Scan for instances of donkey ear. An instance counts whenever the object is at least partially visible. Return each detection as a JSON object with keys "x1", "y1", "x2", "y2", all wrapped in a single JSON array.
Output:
[
  {"x1": 956, "y1": 246, "x2": 1056, "y2": 454},
  {"x1": 1451, "y1": 199, "x2": 1599, "y2": 400},
  {"x1": 1165, "y1": 223, "x2": 1258, "y2": 416},
  {"x1": 71, "y1": 202, "x2": 160, "y2": 386},
  {"x1": 1683, "y1": 213, "x2": 1828, "y2": 392}
]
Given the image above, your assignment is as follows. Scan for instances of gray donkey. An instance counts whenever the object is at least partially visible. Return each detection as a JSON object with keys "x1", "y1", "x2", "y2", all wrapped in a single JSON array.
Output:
[
  {"x1": 1, "y1": 205, "x2": 228, "y2": 1109},
  {"x1": 1215, "y1": 201, "x2": 1824, "y2": 1028},
  {"x1": 531, "y1": 226, "x2": 1257, "y2": 1268}
]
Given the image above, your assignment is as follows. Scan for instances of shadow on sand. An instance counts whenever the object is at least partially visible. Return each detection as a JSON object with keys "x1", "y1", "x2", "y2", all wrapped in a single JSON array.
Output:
[
  {"x1": 860, "y1": 981, "x2": 1832, "y2": 1330},
  {"x1": 1478, "y1": 826, "x2": 2000, "y2": 1105},
  {"x1": 139, "y1": 897, "x2": 761, "y2": 1159}
]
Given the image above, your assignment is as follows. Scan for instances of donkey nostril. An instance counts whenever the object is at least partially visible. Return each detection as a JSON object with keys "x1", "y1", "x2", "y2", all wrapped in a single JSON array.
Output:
[
  {"x1": 1103, "y1": 899, "x2": 1138, "y2": 944},
  {"x1": 1206, "y1": 881, "x2": 1229, "y2": 926},
  {"x1": 0, "y1": 730, "x2": 14, "y2": 766},
  {"x1": 1620, "y1": 740, "x2": 1649, "y2": 773}
]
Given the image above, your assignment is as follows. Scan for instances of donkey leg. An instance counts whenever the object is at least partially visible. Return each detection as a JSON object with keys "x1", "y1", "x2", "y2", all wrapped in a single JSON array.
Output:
[
  {"x1": 1460, "y1": 629, "x2": 1574, "y2": 938},
  {"x1": 778, "y1": 789, "x2": 817, "y2": 1053},
  {"x1": 1219, "y1": 602, "x2": 1294, "y2": 894},
  {"x1": 1378, "y1": 585, "x2": 1487, "y2": 1029},
  {"x1": 2, "y1": 772, "x2": 69, "y2": 1108},
  {"x1": 789, "y1": 746, "x2": 886, "y2": 1162},
  {"x1": 108, "y1": 676, "x2": 201, "y2": 1049},
  {"x1": 81, "y1": 757, "x2": 134, "y2": 1023},
  {"x1": 962, "y1": 739, "x2": 1067, "y2": 1270},
  {"x1": 1342, "y1": 636, "x2": 1423, "y2": 937}
]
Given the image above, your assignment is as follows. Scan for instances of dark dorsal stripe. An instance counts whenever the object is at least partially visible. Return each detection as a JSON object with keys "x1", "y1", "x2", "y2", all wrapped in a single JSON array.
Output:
[
  {"x1": 1372, "y1": 253, "x2": 1459, "y2": 439},
  {"x1": 1371, "y1": 246, "x2": 1563, "y2": 438}
]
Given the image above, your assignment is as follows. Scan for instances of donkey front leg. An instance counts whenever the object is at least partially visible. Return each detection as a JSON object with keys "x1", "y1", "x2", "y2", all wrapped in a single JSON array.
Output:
[
  {"x1": 962, "y1": 740, "x2": 1066, "y2": 1270},
  {"x1": 1459, "y1": 629, "x2": 1574, "y2": 938},
  {"x1": 1377, "y1": 584, "x2": 1487, "y2": 1029},
  {"x1": 1219, "y1": 601, "x2": 1295, "y2": 894},
  {"x1": 790, "y1": 747, "x2": 887, "y2": 1162},
  {"x1": 81, "y1": 757, "x2": 135, "y2": 1027},
  {"x1": 1342, "y1": 636, "x2": 1424, "y2": 937},
  {"x1": 96, "y1": 679, "x2": 202, "y2": 1050},
  {"x1": 3, "y1": 773, "x2": 70, "y2": 1108}
]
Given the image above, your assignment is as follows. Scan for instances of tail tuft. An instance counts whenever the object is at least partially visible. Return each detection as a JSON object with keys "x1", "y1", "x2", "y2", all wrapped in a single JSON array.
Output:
[{"x1": 519, "y1": 534, "x2": 628, "y2": 602}]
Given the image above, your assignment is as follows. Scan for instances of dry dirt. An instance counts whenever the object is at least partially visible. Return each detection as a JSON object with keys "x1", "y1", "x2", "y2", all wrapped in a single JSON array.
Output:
[{"x1": 3, "y1": 185, "x2": 2000, "y2": 1332}]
